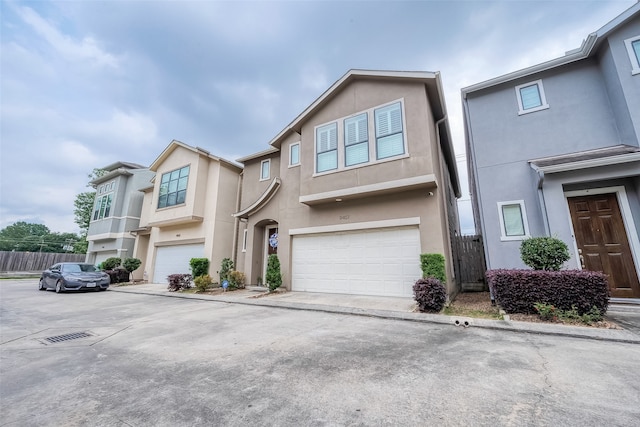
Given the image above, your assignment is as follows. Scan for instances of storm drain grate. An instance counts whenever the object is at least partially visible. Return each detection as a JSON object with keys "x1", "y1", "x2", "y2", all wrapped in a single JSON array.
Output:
[{"x1": 44, "y1": 331, "x2": 93, "y2": 343}]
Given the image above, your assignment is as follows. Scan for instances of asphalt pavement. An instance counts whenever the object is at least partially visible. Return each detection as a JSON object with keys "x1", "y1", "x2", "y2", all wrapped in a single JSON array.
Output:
[{"x1": 109, "y1": 282, "x2": 640, "y2": 344}]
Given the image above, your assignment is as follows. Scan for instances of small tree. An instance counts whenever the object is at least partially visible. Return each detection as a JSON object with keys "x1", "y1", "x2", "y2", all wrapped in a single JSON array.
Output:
[
  {"x1": 218, "y1": 258, "x2": 234, "y2": 285},
  {"x1": 190, "y1": 258, "x2": 210, "y2": 278},
  {"x1": 520, "y1": 237, "x2": 570, "y2": 271},
  {"x1": 266, "y1": 254, "x2": 282, "y2": 292},
  {"x1": 122, "y1": 258, "x2": 142, "y2": 282}
]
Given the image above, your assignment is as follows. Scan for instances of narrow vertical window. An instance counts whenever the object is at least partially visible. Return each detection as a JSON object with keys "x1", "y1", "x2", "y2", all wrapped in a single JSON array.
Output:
[
  {"x1": 375, "y1": 102, "x2": 404, "y2": 159},
  {"x1": 344, "y1": 113, "x2": 369, "y2": 166},
  {"x1": 316, "y1": 122, "x2": 338, "y2": 173},
  {"x1": 289, "y1": 143, "x2": 300, "y2": 167},
  {"x1": 260, "y1": 159, "x2": 270, "y2": 181},
  {"x1": 624, "y1": 35, "x2": 640, "y2": 75},
  {"x1": 242, "y1": 229, "x2": 248, "y2": 252}
]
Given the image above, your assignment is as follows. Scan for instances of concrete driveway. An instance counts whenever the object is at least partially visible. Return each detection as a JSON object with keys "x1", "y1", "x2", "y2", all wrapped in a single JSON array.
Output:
[{"x1": 1, "y1": 279, "x2": 639, "y2": 426}]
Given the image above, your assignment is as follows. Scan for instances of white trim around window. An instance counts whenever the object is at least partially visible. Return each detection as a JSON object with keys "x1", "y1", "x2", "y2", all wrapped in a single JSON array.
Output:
[
  {"x1": 497, "y1": 200, "x2": 530, "y2": 241},
  {"x1": 624, "y1": 35, "x2": 640, "y2": 75},
  {"x1": 289, "y1": 142, "x2": 300, "y2": 167},
  {"x1": 260, "y1": 159, "x2": 270, "y2": 181},
  {"x1": 515, "y1": 79, "x2": 549, "y2": 115},
  {"x1": 313, "y1": 99, "x2": 408, "y2": 176}
]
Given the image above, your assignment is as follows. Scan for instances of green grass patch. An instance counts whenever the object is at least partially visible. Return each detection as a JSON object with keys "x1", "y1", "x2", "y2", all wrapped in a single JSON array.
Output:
[{"x1": 443, "y1": 305, "x2": 503, "y2": 320}]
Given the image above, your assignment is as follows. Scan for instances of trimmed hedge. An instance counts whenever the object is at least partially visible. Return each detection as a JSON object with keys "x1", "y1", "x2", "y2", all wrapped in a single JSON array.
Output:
[
  {"x1": 487, "y1": 269, "x2": 609, "y2": 315},
  {"x1": 413, "y1": 278, "x2": 447, "y2": 313},
  {"x1": 190, "y1": 258, "x2": 210, "y2": 278},
  {"x1": 420, "y1": 253, "x2": 446, "y2": 283}
]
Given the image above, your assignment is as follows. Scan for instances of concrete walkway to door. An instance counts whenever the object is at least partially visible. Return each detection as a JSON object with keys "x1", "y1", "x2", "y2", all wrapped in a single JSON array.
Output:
[{"x1": 109, "y1": 282, "x2": 640, "y2": 344}]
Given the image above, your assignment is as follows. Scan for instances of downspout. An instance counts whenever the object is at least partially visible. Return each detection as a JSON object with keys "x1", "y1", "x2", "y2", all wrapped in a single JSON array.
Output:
[
  {"x1": 530, "y1": 163, "x2": 551, "y2": 236},
  {"x1": 231, "y1": 170, "x2": 244, "y2": 267}
]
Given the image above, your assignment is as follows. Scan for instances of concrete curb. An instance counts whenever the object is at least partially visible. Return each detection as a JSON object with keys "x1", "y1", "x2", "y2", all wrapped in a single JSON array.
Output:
[{"x1": 108, "y1": 286, "x2": 640, "y2": 344}]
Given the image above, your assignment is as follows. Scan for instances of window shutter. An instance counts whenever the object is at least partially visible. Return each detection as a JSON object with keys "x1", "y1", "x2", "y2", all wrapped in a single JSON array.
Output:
[
  {"x1": 345, "y1": 113, "x2": 367, "y2": 146},
  {"x1": 375, "y1": 103, "x2": 402, "y2": 137},
  {"x1": 519, "y1": 85, "x2": 542, "y2": 110}
]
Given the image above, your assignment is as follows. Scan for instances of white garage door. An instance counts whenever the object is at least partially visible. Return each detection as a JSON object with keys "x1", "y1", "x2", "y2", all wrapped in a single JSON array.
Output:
[
  {"x1": 292, "y1": 227, "x2": 422, "y2": 297},
  {"x1": 153, "y1": 244, "x2": 204, "y2": 283}
]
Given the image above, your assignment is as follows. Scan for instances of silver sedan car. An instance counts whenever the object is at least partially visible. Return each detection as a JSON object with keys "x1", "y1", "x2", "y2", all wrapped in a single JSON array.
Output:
[{"x1": 39, "y1": 262, "x2": 111, "y2": 293}]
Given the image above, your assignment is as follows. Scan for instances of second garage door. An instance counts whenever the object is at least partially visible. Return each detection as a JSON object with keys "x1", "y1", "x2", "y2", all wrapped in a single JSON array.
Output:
[
  {"x1": 153, "y1": 244, "x2": 204, "y2": 283},
  {"x1": 291, "y1": 227, "x2": 422, "y2": 297}
]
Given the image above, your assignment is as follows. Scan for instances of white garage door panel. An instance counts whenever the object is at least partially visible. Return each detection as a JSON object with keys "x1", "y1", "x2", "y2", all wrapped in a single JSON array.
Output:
[
  {"x1": 292, "y1": 227, "x2": 421, "y2": 297},
  {"x1": 153, "y1": 244, "x2": 204, "y2": 283}
]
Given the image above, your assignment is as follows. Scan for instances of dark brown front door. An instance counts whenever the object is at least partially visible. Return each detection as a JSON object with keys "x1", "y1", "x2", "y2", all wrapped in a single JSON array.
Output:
[{"x1": 568, "y1": 193, "x2": 640, "y2": 298}]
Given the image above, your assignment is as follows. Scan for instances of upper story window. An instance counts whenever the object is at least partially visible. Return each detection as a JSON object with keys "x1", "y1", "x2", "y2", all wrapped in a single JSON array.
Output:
[
  {"x1": 497, "y1": 200, "x2": 530, "y2": 241},
  {"x1": 624, "y1": 35, "x2": 640, "y2": 75},
  {"x1": 314, "y1": 99, "x2": 407, "y2": 175},
  {"x1": 289, "y1": 143, "x2": 300, "y2": 167},
  {"x1": 92, "y1": 180, "x2": 115, "y2": 221},
  {"x1": 515, "y1": 80, "x2": 549, "y2": 115},
  {"x1": 344, "y1": 113, "x2": 369, "y2": 166},
  {"x1": 260, "y1": 159, "x2": 271, "y2": 181},
  {"x1": 158, "y1": 165, "x2": 189, "y2": 208},
  {"x1": 316, "y1": 122, "x2": 338, "y2": 173},
  {"x1": 375, "y1": 102, "x2": 405, "y2": 159}
]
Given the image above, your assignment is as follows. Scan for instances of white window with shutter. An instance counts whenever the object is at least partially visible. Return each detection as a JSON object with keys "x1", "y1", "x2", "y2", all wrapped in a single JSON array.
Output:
[
  {"x1": 316, "y1": 122, "x2": 338, "y2": 173},
  {"x1": 515, "y1": 80, "x2": 549, "y2": 115},
  {"x1": 497, "y1": 200, "x2": 530, "y2": 241},
  {"x1": 344, "y1": 113, "x2": 369, "y2": 167},
  {"x1": 375, "y1": 102, "x2": 405, "y2": 160}
]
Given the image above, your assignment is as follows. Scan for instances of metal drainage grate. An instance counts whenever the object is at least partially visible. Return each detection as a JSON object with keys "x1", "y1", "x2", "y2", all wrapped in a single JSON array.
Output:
[{"x1": 44, "y1": 331, "x2": 93, "y2": 343}]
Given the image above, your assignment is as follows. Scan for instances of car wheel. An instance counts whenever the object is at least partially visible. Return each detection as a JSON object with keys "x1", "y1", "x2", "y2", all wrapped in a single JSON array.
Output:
[
  {"x1": 38, "y1": 278, "x2": 46, "y2": 291},
  {"x1": 55, "y1": 280, "x2": 64, "y2": 293}
]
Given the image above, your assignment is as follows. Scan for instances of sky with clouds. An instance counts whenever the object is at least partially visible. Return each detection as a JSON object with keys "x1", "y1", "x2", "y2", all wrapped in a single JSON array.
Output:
[{"x1": 1, "y1": 0, "x2": 636, "y2": 236}]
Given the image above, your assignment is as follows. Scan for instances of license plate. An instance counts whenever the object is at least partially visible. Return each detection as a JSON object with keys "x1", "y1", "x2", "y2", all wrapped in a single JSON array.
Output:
[{"x1": 86, "y1": 282, "x2": 96, "y2": 287}]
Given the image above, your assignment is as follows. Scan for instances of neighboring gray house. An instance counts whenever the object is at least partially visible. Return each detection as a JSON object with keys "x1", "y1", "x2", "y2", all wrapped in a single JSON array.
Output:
[
  {"x1": 462, "y1": 4, "x2": 640, "y2": 299},
  {"x1": 86, "y1": 161, "x2": 155, "y2": 266}
]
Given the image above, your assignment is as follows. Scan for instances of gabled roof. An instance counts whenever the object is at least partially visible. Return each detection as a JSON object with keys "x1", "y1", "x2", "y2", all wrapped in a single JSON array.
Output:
[
  {"x1": 269, "y1": 69, "x2": 443, "y2": 149},
  {"x1": 99, "y1": 161, "x2": 147, "y2": 171},
  {"x1": 149, "y1": 139, "x2": 242, "y2": 172},
  {"x1": 462, "y1": 2, "x2": 640, "y2": 95}
]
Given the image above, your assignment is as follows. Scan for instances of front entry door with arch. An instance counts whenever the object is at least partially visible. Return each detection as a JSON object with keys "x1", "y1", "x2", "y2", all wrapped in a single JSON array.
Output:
[
  {"x1": 568, "y1": 193, "x2": 640, "y2": 298},
  {"x1": 264, "y1": 226, "x2": 278, "y2": 280}
]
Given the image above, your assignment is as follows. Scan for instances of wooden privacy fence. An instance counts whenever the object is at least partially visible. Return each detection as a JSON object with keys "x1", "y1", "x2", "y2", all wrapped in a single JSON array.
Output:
[
  {"x1": 453, "y1": 235, "x2": 487, "y2": 291},
  {"x1": 0, "y1": 251, "x2": 85, "y2": 272}
]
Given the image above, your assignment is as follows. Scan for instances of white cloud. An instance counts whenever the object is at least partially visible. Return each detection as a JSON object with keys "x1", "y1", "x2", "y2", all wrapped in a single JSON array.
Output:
[
  {"x1": 213, "y1": 81, "x2": 281, "y2": 125},
  {"x1": 15, "y1": 4, "x2": 118, "y2": 68}
]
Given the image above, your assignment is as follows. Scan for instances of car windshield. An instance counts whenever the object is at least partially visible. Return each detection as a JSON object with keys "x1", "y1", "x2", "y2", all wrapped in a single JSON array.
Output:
[{"x1": 62, "y1": 264, "x2": 97, "y2": 273}]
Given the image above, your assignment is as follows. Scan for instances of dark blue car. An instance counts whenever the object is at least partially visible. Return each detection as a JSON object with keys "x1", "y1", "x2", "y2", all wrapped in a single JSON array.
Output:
[{"x1": 39, "y1": 262, "x2": 110, "y2": 293}]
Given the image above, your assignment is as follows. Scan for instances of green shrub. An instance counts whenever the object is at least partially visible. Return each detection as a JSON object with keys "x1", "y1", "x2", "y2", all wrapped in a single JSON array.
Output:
[
  {"x1": 520, "y1": 237, "x2": 570, "y2": 271},
  {"x1": 229, "y1": 270, "x2": 246, "y2": 289},
  {"x1": 218, "y1": 258, "x2": 234, "y2": 285},
  {"x1": 194, "y1": 274, "x2": 212, "y2": 292},
  {"x1": 420, "y1": 253, "x2": 446, "y2": 282},
  {"x1": 266, "y1": 254, "x2": 282, "y2": 292},
  {"x1": 413, "y1": 278, "x2": 447, "y2": 313},
  {"x1": 534, "y1": 303, "x2": 603, "y2": 324},
  {"x1": 190, "y1": 258, "x2": 210, "y2": 278},
  {"x1": 102, "y1": 257, "x2": 122, "y2": 270}
]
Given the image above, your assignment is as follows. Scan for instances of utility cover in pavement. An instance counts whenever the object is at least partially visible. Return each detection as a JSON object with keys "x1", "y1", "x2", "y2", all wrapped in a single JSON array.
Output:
[{"x1": 44, "y1": 331, "x2": 93, "y2": 343}]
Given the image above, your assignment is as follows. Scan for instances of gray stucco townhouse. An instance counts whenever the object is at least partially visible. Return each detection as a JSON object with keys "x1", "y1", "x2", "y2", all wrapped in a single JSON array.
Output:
[{"x1": 462, "y1": 3, "x2": 640, "y2": 299}]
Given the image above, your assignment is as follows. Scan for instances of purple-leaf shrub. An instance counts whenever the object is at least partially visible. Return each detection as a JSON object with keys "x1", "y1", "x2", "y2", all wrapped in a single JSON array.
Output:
[
  {"x1": 413, "y1": 278, "x2": 447, "y2": 313},
  {"x1": 167, "y1": 273, "x2": 193, "y2": 292},
  {"x1": 486, "y1": 269, "x2": 608, "y2": 314}
]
